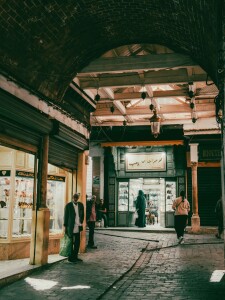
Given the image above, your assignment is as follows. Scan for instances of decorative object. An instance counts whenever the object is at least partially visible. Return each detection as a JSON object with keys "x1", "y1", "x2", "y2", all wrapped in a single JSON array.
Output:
[
  {"x1": 141, "y1": 91, "x2": 146, "y2": 100},
  {"x1": 126, "y1": 152, "x2": 166, "y2": 171},
  {"x1": 150, "y1": 109, "x2": 161, "y2": 138},
  {"x1": 95, "y1": 93, "x2": 100, "y2": 101}
]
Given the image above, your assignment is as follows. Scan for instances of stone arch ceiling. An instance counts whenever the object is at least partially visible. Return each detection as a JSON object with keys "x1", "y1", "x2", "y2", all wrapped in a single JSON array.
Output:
[{"x1": 0, "y1": 0, "x2": 223, "y2": 103}]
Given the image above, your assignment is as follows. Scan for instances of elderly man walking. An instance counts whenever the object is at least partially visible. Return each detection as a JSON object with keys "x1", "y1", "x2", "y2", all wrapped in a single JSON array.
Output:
[{"x1": 64, "y1": 193, "x2": 84, "y2": 262}]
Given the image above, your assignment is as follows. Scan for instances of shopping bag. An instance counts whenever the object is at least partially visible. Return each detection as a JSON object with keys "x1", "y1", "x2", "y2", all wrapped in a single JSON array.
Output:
[{"x1": 59, "y1": 234, "x2": 72, "y2": 257}]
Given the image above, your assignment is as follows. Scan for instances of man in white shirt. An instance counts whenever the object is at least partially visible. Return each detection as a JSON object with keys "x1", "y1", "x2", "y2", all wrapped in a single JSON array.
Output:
[{"x1": 64, "y1": 193, "x2": 84, "y2": 262}]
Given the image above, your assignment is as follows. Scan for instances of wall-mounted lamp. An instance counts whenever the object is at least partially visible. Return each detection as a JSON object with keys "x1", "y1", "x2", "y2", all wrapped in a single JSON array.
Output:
[{"x1": 150, "y1": 109, "x2": 161, "y2": 138}]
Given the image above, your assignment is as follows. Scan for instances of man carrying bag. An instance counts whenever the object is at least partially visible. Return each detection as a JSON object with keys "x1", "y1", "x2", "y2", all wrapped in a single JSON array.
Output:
[{"x1": 62, "y1": 193, "x2": 84, "y2": 263}]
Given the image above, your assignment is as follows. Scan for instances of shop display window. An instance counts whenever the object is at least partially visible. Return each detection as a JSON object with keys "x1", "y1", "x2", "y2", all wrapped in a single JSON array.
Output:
[
  {"x1": 0, "y1": 145, "x2": 68, "y2": 241},
  {"x1": 47, "y1": 175, "x2": 65, "y2": 234},
  {"x1": 129, "y1": 179, "x2": 143, "y2": 212},
  {"x1": 118, "y1": 182, "x2": 129, "y2": 211},
  {"x1": 165, "y1": 181, "x2": 176, "y2": 212},
  {"x1": 13, "y1": 171, "x2": 34, "y2": 238},
  {"x1": 12, "y1": 172, "x2": 66, "y2": 237},
  {"x1": 142, "y1": 178, "x2": 165, "y2": 226},
  {"x1": 0, "y1": 170, "x2": 11, "y2": 239}
]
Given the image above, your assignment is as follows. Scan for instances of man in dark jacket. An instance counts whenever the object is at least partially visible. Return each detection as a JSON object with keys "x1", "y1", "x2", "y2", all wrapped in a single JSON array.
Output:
[
  {"x1": 86, "y1": 195, "x2": 97, "y2": 248},
  {"x1": 64, "y1": 193, "x2": 84, "y2": 262},
  {"x1": 96, "y1": 198, "x2": 108, "y2": 228}
]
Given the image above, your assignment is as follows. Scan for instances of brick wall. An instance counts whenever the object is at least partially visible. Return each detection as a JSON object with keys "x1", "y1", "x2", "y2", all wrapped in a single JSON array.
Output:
[{"x1": 0, "y1": 0, "x2": 222, "y2": 101}]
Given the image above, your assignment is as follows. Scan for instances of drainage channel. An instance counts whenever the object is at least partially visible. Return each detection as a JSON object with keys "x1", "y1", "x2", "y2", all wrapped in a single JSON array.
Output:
[
  {"x1": 96, "y1": 234, "x2": 223, "y2": 299},
  {"x1": 96, "y1": 242, "x2": 154, "y2": 300}
]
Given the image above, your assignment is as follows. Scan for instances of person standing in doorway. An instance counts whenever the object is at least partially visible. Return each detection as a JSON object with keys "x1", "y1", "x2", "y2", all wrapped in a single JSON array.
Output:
[
  {"x1": 63, "y1": 193, "x2": 84, "y2": 263},
  {"x1": 215, "y1": 197, "x2": 223, "y2": 239},
  {"x1": 136, "y1": 190, "x2": 146, "y2": 227},
  {"x1": 96, "y1": 198, "x2": 108, "y2": 228},
  {"x1": 172, "y1": 190, "x2": 190, "y2": 244},
  {"x1": 86, "y1": 195, "x2": 98, "y2": 248}
]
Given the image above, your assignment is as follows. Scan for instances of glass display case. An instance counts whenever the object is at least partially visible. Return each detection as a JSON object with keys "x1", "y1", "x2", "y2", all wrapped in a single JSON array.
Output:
[
  {"x1": 143, "y1": 178, "x2": 165, "y2": 226},
  {"x1": 165, "y1": 181, "x2": 176, "y2": 212},
  {"x1": 0, "y1": 170, "x2": 11, "y2": 239},
  {"x1": 129, "y1": 178, "x2": 143, "y2": 212},
  {"x1": 165, "y1": 180, "x2": 177, "y2": 227},
  {"x1": 0, "y1": 146, "x2": 69, "y2": 260},
  {"x1": 118, "y1": 182, "x2": 129, "y2": 211},
  {"x1": 1, "y1": 169, "x2": 66, "y2": 239},
  {"x1": 12, "y1": 171, "x2": 34, "y2": 238},
  {"x1": 47, "y1": 175, "x2": 65, "y2": 234}
]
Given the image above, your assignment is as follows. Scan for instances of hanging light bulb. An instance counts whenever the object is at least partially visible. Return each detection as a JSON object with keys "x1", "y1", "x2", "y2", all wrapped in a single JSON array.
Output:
[
  {"x1": 191, "y1": 110, "x2": 197, "y2": 123},
  {"x1": 110, "y1": 106, "x2": 115, "y2": 113},
  {"x1": 149, "y1": 104, "x2": 154, "y2": 111},
  {"x1": 141, "y1": 84, "x2": 147, "y2": 100},
  {"x1": 188, "y1": 90, "x2": 194, "y2": 98},
  {"x1": 150, "y1": 109, "x2": 161, "y2": 138},
  {"x1": 188, "y1": 82, "x2": 195, "y2": 99},
  {"x1": 141, "y1": 91, "x2": 146, "y2": 100},
  {"x1": 190, "y1": 95, "x2": 195, "y2": 109},
  {"x1": 218, "y1": 108, "x2": 223, "y2": 119},
  {"x1": 95, "y1": 93, "x2": 100, "y2": 102}
]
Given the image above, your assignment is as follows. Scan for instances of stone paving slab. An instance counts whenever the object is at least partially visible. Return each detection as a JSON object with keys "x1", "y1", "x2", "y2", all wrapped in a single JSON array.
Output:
[
  {"x1": 0, "y1": 255, "x2": 66, "y2": 288},
  {"x1": 0, "y1": 231, "x2": 224, "y2": 300}
]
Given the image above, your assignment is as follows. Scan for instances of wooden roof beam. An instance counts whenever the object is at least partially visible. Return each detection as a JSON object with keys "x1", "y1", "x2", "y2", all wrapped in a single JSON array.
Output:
[
  {"x1": 90, "y1": 116, "x2": 216, "y2": 127},
  {"x1": 93, "y1": 103, "x2": 215, "y2": 116},
  {"x1": 79, "y1": 69, "x2": 210, "y2": 89},
  {"x1": 78, "y1": 53, "x2": 198, "y2": 74}
]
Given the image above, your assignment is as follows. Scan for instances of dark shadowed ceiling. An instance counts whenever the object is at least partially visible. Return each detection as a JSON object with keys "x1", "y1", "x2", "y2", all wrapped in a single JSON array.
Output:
[{"x1": 0, "y1": 0, "x2": 224, "y2": 140}]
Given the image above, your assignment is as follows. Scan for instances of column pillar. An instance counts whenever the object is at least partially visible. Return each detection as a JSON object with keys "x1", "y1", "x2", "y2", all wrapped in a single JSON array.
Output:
[
  {"x1": 77, "y1": 150, "x2": 89, "y2": 253},
  {"x1": 190, "y1": 143, "x2": 200, "y2": 233},
  {"x1": 30, "y1": 135, "x2": 50, "y2": 265}
]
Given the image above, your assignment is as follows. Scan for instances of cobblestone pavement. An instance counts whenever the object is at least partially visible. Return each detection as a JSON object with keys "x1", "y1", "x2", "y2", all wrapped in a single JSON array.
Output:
[{"x1": 0, "y1": 231, "x2": 224, "y2": 300}]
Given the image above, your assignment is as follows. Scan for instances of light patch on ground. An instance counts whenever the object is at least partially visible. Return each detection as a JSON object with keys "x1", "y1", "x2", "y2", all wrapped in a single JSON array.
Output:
[
  {"x1": 61, "y1": 285, "x2": 91, "y2": 290},
  {"x1": 210, "y1": 270, "x2": 225, "y2": 282},
  {"x1": 25, "y1": 277, "x2": 58, "y2": 290}
]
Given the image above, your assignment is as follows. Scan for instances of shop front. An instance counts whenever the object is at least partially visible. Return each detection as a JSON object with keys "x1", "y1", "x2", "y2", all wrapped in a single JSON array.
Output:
[
  {"x1": 0, "y1": 88, "x2": 89, "y2": 262},
  {"x1": 105, "y1": 143, "x2": 186, "y2": 228},
  {"x1": 0, "y1": 145, "x2": 72, "y2": 260},
  {"x1": 117, "y1": 177, "x2": 178, "y2": 227}
]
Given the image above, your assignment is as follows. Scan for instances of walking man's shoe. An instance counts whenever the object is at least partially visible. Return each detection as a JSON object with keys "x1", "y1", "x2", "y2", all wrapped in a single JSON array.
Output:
[
  {"x1": 75, "y1": 258, "x2": 83, "y2": 262},
  {"x1": 215, "y1": 234, "x2": 221, "y2": 239},
  {"x1": 178, "y1": 236, "x2": 184, "y2": 244},
  {"x1": 68, "y1": 259, "x2": 77, "y2": 263},
  {"x1": 87, "y1": 244, "x2": 97, "y2": 249}
]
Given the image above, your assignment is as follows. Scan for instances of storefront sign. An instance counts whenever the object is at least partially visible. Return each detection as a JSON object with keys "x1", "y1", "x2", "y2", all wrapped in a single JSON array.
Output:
[
  {"x1": 15, "y1": 171, "x2": 65, "y2": 181},
  {"x1": 47, "y1": 175, "x2": 65, "y2": 182},
  {"x1": 126, "y1": 152, "x2": 166, "y2": 171},
  {"x1": 199, "y1": 146, "x2": 221, "y2": 161},
  {"x1": 0, "y1": 170, "x2": 11, "y2": 176},
  {"x1": 16, "y1": 171, "x2": 34, "y2": 178}
]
